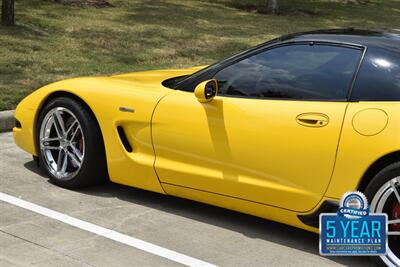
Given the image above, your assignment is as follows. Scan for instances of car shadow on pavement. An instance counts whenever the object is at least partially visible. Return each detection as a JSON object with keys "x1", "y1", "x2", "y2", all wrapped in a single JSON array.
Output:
[{"x1": 24, "y1": 160, "x2": 373, "y2": 267}]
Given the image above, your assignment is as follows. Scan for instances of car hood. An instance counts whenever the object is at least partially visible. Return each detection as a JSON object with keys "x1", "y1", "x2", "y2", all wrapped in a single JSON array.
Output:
[{"x1": 19, "y1": 65, "x2": 208, "y2": 111}]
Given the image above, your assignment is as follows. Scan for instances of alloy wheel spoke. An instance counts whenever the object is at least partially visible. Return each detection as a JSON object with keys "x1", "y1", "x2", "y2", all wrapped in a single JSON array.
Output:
[
  {"x1": 70, "y1": 144, "x2": 83, "y2": 161},
  {"x1": 55, "y1": 110, "x2": 66, "y2": 134},
  {"x1": 56, "y1": 151, "x2": 65, "y2": 172},
  {"x1": 390, "y1": 179, "x2": 400, "y2": 204},
  {"x1": 70, "y1": 125, "x2": 81, "y2": 142},
  {"x1": 60, "y1": 152, "x2": 68, "y2": 173},
  {"x1": 42, "y1": 145, "x2": 60, "y2": 151},
  {"x1": 41, "y1": 137, "x2": 60, "y2": 143},
  {"x1": 67, "y1": 151, "x2": 81, "y2": 168},
  {"x1": 52, "y1": 115, "x2": 62, "y2": 138},
  {"x1": 41, "y1": 136, "x2": 61, "y2": 150},
  {"x1": 53, "y1": 111, "x2": 66, "y2": 138},
  {"x1": 66, "y1": 119, "x2": 78, "y2": 136}
]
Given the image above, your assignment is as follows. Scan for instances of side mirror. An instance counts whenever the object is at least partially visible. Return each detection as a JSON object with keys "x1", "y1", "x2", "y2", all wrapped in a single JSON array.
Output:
[{"x1": 194, "y1": 79, "x2": 218, "y2": 103}]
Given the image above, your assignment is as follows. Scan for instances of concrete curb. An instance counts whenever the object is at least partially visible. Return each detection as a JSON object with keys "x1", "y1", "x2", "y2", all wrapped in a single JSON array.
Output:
[{"x1": 0, "y1": 110, "x2": 15, "y2": 133}]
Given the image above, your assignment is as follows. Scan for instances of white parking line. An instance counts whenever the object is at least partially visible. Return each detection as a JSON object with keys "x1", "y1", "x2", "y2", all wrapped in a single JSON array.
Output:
[{"x1": 0, "y1": 192, "x2": 217, "y2": 267}]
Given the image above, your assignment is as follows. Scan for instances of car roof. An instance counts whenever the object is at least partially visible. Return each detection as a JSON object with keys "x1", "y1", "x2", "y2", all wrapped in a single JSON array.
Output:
[{"x1": 277, "y1": 28, "x2": 400, "y2": 51}]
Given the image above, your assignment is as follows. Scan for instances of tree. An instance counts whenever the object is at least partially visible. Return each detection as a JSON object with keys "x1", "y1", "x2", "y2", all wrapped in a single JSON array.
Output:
[
  {"x1": 1, "y1": 0, "x2": 14, "y2": 26},
  {"x1": 266, "y1": 0, "x2": 279, "y2": 14}
]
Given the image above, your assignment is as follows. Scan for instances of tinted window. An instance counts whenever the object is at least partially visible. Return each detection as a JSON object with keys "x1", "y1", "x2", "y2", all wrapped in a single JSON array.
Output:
[
  {"x1": 351, "y1": 47, "x2": 400, "y2": 101},
  {"x1": 214, "y1": 44, "x2": 362, "y2": 100}
]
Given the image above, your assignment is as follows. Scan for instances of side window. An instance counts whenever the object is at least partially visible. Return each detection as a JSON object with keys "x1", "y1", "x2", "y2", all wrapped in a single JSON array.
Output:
[
  {"x1": 214, "y1": 44, "x2": 362, "y2": 100},
  {"x1": 351, "y1": 47, "x2": 400, "y2": 101}
]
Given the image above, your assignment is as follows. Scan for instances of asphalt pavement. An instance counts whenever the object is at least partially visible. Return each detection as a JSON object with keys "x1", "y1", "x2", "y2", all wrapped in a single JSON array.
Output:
[{"x1": 0, "y1": 132, "x2": 375, "y2": 267}]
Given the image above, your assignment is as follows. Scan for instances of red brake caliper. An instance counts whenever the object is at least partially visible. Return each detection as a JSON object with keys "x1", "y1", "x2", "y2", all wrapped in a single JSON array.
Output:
[{"x1": 392, "y1": 202, "x2": 400, "y2": 232}]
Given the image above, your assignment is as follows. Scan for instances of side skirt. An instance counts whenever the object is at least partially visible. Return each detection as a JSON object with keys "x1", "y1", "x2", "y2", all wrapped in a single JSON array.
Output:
[{"x1": 297, "y1": 200, "x2": 339, "y2": 228}]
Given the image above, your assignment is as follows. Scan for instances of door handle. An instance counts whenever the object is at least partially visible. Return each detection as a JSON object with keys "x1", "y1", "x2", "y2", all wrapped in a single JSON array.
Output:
[{"x1": 296, "y1": 113, "x2": 329, "y2": 127}]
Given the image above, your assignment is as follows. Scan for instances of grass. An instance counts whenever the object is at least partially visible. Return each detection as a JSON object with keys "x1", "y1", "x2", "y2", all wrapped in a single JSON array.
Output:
[{"x1": 0, "y1": 0, "x2": 400, "y2": 110}]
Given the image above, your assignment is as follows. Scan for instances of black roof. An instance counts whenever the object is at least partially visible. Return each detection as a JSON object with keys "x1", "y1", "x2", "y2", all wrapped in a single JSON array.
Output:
[{"x1": 278, "y1": 28, "x2": 400, "y2": 51}]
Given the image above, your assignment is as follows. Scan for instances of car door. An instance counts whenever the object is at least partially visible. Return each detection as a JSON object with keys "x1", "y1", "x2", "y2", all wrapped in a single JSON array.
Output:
[{"x1": 152, "y1": 43, "x2": 363, "y2": 212}]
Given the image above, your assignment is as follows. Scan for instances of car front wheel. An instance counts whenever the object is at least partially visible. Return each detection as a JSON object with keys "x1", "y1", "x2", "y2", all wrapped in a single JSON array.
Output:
[{"x1": 37, "y1": 96, "x2": 107, "y2": 188}]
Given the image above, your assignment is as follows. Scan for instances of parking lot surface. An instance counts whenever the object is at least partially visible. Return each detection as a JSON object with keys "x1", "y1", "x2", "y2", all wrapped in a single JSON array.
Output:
[{"x1": 0, "y1": 132, "x2": 374, "y2": 267}]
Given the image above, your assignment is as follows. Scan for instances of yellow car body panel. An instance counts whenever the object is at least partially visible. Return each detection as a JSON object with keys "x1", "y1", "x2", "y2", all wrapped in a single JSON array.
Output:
[
  {"x1": 12, "y1": 66, "x2": 400, "y2": 233},
  {"x1": 326, "y1": 102, "x2": 400, "y2": 199},
  {"x1": 13, "y1": 67, "x2": 203, "y2": 194},
  {"x1": 152, "y1": 90, "x2": 348, "y2": 212}
]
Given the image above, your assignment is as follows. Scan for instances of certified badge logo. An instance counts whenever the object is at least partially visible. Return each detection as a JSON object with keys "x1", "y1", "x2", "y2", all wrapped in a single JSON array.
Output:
[
  {"x1": 320, "y1": 191, "x2": 388, "y2": 256},
  {"x1": 338, "y1": 192, "x2": 369, "y2": 219}
]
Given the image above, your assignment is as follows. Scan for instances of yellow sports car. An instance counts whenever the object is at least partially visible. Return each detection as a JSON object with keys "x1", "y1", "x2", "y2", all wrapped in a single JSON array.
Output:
[{"x1": 13, "y1": 29, "x2": 400, "y2": 266}]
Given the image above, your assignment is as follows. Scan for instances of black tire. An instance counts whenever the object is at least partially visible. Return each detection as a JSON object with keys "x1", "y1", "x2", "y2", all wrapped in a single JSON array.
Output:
[
  {"x1": 364, "y1": 162, "x2": 400, "y2": 267},
  {"x1": 365, "y1": 162, "x2": 400, "y2": 201},
  {"x1": 36, "y1": 96, "x2": 107, "y2": 188}
]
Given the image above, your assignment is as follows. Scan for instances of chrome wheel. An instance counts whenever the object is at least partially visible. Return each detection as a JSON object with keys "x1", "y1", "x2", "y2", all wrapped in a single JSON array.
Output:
[
  {"x1": 39, "y1": 107, "x2": 85, "y2": 180},
  {"x1": 370, "y1": 177, "x2": 400, "y2": 267}
]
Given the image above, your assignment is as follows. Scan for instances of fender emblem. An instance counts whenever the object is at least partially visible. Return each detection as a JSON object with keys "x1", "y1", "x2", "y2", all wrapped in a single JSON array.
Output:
[{"x1": 119, "y1": 107, "x2": 135, "y2": 113}]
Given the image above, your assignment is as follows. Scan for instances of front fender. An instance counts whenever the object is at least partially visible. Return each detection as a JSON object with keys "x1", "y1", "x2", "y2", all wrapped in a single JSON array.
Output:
[{"x1": 13, "y1": 75, "x2": 171, "y2": 193}]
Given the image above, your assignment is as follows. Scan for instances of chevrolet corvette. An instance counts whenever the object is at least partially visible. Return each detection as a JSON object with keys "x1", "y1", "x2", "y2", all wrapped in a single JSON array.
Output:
[{"x1": 13, "y1": 29, "x2": 400, "y2": 266}]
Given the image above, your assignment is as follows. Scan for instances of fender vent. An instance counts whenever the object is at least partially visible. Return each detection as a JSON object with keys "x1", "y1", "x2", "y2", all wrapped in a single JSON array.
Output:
[{"x1": 117, "y1": 126, "x2": 133, "y2": 152}]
